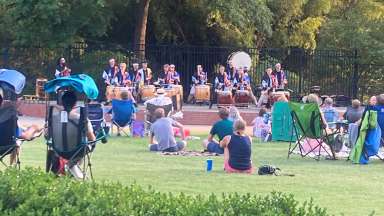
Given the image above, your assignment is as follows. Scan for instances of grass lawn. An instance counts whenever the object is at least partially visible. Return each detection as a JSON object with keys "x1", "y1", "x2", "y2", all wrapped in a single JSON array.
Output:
[{"x1": 12, "y1": 134, "x2": 384, "y2": 216}]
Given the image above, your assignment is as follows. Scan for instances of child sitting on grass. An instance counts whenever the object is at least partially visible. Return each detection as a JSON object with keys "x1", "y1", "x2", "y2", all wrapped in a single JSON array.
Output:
[{"x1": 251, "y1": 108, "x2": 271, "y2": 140}]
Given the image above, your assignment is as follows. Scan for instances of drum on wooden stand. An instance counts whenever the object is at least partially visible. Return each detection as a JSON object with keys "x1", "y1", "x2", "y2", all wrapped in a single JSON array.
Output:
[
  {"x1": 217, "y1": 90, "x2": 233, "y2": 107},
  {"x1": 172, "y1": 85, "x2": 183, "y2": 99},
  {"x1": 234, "y1": 90, "x2": 250, "y2": 107},
  {"x1": 141, "y1": 85, "x2": 155, "y2": 101},
  {"x1": 106, "y1": 86, "x2": 130, "y2": 101},
  {"x1": 195, "y1": 85, "x2": 210, "y2": 102}
]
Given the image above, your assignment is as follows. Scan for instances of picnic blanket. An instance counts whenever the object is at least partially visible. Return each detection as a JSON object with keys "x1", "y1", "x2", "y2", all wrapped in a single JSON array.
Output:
[{"x1": 159, "y1": 150, "x2": 220, "y2": 157}]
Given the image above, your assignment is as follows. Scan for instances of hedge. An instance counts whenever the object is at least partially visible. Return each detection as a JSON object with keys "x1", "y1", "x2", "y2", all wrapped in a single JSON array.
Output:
[{"x1": 0, "y1": 168, "x2": 328, "y2": 216}]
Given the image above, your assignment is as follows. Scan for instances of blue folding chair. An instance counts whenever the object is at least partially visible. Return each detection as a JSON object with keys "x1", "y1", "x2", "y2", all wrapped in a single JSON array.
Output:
[
  {"x1": 111, "y1": 99, "x2": 135, "y2": 136},
  {"x1": 88, "y1": 103, "x2": 109, "y2": 137}
]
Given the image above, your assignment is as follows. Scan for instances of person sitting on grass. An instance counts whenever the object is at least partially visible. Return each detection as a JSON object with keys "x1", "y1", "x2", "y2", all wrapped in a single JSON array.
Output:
[
  {"x1": 251, "y1": 108, "x2": 271, "y2": 139},
  {"x1": 343, "y1": 99, "x2": 363, "y2": 123},
  {"x1": 0, "y1": 92, "x2": 43, "y2": 165},
  {"x1": 228, "y1": 106, "x2": 243, "y2": 123},
  {"x1": 202, "y1": 107, "x2": 233, "y2": 154},
  {"x1": 149, "y1": 108, "x2": 187, "y2": 152},
  {"x1": 220, "y1": 119, "x2": 253, "y2": 173}
]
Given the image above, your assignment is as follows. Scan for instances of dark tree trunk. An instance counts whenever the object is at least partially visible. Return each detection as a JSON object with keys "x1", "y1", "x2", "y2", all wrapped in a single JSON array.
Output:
[{"x1": 133, "y1": 0, "x2": 150, "y2": 61}]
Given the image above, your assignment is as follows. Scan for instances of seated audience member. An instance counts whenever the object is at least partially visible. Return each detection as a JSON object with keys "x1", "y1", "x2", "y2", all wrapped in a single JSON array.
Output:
[
  {"x1": 144, "y1": 88, "x2": 173, "y2": 107},
  {"x1": 321, "y1": 97, "x2": 339, "y2": 128},
  {"x1": 304, "y1": 94, "x2": 332, "y2": 131},
  {"x1": 228, "y1": 106, "x2": 242, "y2": 123},
  {"x1": 149, "y1": 108, "x2": 186, "y2": 152},
  {"x1": 220, "y1": 119, "x2": 253, "y2": 173},
  {"x1": 52, "y1": 91, "x2": 96, "y2": 178},
  {"x1": 343, "y1": 99, "x2": 363, "y2": 123},
  {"x1": 251, "y1": 108, "x2": 271, "y2": 139},
  {"x1": 203, "y1": 108, "x2": 233, "y2": 154},
  {"x1": 0, "y1": 92, "x2": 43, "y2": 165},
  {"x1": 369, "y1": 95, "x2": 377, "y2": 106}
]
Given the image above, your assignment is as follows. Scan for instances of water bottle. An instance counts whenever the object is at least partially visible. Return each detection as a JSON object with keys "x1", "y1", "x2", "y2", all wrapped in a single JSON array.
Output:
[{"x1": 206, "y1": 159, "x2": 213, "y2": 172}]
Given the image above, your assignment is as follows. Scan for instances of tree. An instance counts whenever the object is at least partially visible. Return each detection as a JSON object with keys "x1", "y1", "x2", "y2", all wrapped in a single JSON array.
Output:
[
  {"x1": 0, "y1": 0, "x2": 113, "y2": 47},
  {"x1": 133, "y1": 0, "x2": 151, "y2": 60}
]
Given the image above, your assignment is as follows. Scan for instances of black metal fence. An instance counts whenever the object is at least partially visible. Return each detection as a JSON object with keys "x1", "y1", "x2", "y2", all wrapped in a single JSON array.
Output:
[{"x1": 0, "y1": 42, "x2": 381, "y2": 101}]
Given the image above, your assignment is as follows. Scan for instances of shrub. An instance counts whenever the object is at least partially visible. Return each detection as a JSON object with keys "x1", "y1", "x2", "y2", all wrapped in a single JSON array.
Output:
[{"x1": 0, "y1": 168, "x2": 328, "y2": 216}]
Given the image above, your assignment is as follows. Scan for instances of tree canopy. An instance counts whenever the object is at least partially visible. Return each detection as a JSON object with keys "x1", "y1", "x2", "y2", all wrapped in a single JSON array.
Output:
[{"x1": 0, "y1": 0, "x2": 383, "y2": 58}]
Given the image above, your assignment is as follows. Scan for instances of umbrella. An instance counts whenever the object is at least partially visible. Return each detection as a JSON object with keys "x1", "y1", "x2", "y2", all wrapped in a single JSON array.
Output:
[
  {"x1": 44, "y1": 74, "x2": 99, "y2": 100},
  {"x1": 0, "y1": 69, "x2": 26, "y2": 94}
]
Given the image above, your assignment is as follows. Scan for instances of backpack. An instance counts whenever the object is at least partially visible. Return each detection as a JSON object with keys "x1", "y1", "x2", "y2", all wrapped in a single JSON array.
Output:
[
  {"x1": 258, "y1": 165, "x2": 280, "y2": 175},
  {"x1": 132, "y1": 120, "x2": 145, "y2": 137}
]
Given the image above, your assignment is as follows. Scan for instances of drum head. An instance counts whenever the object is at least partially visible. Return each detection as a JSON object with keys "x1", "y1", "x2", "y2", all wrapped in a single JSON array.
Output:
[{"x1": 229, "y1": 51, "x2": 252, "y2": 69}]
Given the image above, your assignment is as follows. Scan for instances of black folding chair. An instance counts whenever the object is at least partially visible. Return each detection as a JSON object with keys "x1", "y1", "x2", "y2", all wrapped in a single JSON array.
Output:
[
  {"x1": 0, "y1": 105, "x2": 20, "y2": 168},
  {"x1": 144, "y1": 103, "x2": 173, "y2": 135},
  {"x1": 46, "y1": 106, "x2": 103, "y2": 180}
]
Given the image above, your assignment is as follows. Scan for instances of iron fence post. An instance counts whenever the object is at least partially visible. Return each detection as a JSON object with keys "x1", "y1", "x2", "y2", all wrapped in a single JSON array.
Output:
[{"x1": 352, "y1": 49, "x2": 359, "y2": 99}]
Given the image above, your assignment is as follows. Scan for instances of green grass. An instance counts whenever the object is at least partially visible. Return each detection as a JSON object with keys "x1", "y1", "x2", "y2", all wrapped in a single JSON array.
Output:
[{"x1": 11, "y1": 136, "x2": 384, "y2": 215}]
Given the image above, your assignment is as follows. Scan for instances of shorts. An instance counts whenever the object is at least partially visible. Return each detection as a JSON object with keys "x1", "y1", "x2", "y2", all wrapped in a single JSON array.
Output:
[
  {"x1": 224, "y1": 160, "x2": 253, "y2": 174},
  {"x1": 149, "y1": 141, "x2": 185, "y2": 152},
  {"x1": 207, "y1": 141, "x2": 224, "y2": 154}
]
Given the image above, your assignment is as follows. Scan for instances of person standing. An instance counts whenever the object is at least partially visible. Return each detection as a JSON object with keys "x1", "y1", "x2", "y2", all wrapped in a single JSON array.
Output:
[
  {"x1": 55, "y1": 57, "x2": 71, "y2": 78},
  {"x1": 138, "y1": 61, "x2": 153, "y2": 85},
  {"x1": 157, "y1": 64, "x2": 170, "y2": 85},
  {"x1": 169, "y1": 64, "x2": 180, "y2": 85},
  {"x1": 102, "y1": 58, "x2": 118, "y2": 86},
  {"x1": 257, "y1": 67, "x2": 276, "y2": 107},
  {"x1": 273, "y1": 63, "x2": 287, "y2": 89},
  {"x1": 188, "y1": 64, "x2": 207, "y2": 103}
]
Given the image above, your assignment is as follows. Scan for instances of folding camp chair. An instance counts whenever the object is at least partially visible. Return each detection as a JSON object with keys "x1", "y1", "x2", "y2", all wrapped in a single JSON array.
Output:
[
  {"x1": 288, "y1": 102, "x2": 336, "y2": 160},
  {"x1": 111, "y1": 99, "x2": 135, "y2": 136},
  {"x1": 144, "y1": 103, "x2": 173, "y2": 135},
  {"x1": 0, "y1": 105, "x2": 20, "y2": 168},
  {"x1": 88, "y1": 103, "x2": 109, "y2": 138},
  {"x1": 46, "y1": 105, "x2": 96, "y2": 180}
]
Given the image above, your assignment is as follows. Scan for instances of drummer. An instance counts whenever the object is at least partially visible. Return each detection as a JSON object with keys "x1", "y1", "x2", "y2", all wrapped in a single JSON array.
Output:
[
  {"x1": 157, "y1": 64, "x2": 170, "y2": 85},
  {"x1": 214, "y1": 65, "x2": 229, "y2": 91},
  {"x1": 257, "y1": 67, "x2": 276, "y2": 107},
  {"x1": 272, "y1": 63, "x2": 287, "y2": 89},
  {"x1": 102, "y1": 58, "x2": 119, "y2": 86},
  {"x1": 168, "y1": 64, "x2": 180, "y2": 85},
  {"x1": 138, "y1": 61, "x2": 153, "y2": 85},
  {"x1": 55, "y1": 57, "x2": 71, "y2": 78},
  {"x1": 187, "y1": 64, "x2": 208, "y2": 103},
  {"x1": 119, "y1": 63, "x2": 132, "y2": 87},
  {"x1": 235, "y1": 67, "x2": 257, "y2": 104}
]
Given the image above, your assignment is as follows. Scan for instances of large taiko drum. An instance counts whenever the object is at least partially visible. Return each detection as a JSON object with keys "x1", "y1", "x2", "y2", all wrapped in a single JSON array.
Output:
[
  {"x1": 234, "y1": 90, "x2": 250, "y2": 106},
  {"x1": 106, "y1": 86, "x2": 129, "y2": 101},
  {"x1": 217, "y1": 90, "x2": 233, "y2": 106},
  {"x1": 195, "y1": 85, "x2": 210, "y2": 102},
  {"x1": 172, "y1": 85, "x2": 183, "y2": 99},
  {"x1": 141, "y1": 85, "x2": 155, "y2": 101},
  {"x1": 165, "y1": 88, "x2": 176, "y2": 98}
]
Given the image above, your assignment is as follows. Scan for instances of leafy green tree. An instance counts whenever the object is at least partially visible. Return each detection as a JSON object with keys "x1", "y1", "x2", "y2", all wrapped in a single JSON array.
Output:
[{"x1": 0, "y1": 0, "x2": 113, "y2": 47}]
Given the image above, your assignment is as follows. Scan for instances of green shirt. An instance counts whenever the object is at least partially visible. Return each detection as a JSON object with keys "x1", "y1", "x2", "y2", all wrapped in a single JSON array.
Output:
[{"x1": 210, "y1": 118, "x2": 233, "y2": 141}]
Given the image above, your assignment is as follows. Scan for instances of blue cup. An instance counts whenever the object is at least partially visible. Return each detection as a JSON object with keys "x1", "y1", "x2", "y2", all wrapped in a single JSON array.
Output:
[{"x1": 206, "y1": 159, "x2": 213, "y2": 172}]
